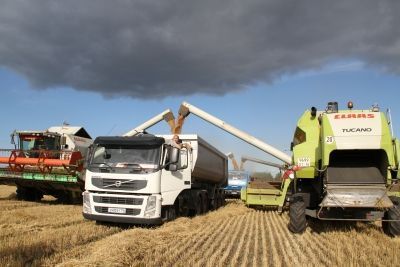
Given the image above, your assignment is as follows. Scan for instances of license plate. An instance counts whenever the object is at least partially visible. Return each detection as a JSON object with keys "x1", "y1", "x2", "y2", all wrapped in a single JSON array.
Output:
[{"x1": 108, "y1": 207, "x2": 126, "y2": 214}]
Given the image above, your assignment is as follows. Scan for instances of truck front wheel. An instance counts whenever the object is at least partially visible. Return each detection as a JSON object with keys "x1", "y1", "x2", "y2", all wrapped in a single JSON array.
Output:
[
  {"x1": 288, "y1": 194, "x2": 307, "y2": 234},
  {"x1": 383, "y1": 196, "x2": 400, "y2": 237},
  {"x1": 163, "y1": 205, "x2": 177, "y2": 222}
]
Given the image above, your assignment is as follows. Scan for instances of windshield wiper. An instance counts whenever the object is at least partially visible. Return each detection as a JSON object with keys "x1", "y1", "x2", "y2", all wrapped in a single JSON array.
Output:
[{"x1": 126, "y1": 163, "x2": 143, "y2": 173}]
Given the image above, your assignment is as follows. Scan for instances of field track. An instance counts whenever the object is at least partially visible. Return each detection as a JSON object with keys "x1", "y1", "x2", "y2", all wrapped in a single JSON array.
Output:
[{"x1": 1, "y1": 185, "x2": 400, "y2": 266}]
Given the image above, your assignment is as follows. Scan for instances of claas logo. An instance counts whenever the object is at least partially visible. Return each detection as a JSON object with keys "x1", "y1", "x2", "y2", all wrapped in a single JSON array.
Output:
[{"x1": 334, "y1": 114, "x2": 375, "y2": 119}]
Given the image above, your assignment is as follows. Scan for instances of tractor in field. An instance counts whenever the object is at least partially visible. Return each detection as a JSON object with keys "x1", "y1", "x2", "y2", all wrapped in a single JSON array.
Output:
[{"x1": 0, "y1": 126, "x2": 92, "y2": 202}]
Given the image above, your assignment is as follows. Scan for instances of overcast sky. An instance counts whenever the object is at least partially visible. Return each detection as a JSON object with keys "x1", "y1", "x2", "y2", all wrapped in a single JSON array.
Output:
[{"x1": 1, "y1": 1, "x2": 400, "y2": 172}]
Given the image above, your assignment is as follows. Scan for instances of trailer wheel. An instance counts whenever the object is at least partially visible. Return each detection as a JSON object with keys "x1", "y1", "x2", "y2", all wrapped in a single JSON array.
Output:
[
  {"x1": 221, "y1": 190, "x2": 226, "y2": 206},
  {"x1": 195, "y1": 194, "x2": 203, "y2": 215},
  {"x1": 214, "y1": 190, "x2": 221, "y2": 209},
  {"x1": 201, "y1": 192, "x2": 209, "y2": 214},
  {"x1": 288, "y1": 194, "x2": 307, "y2": 234},
  {"x1": 217, "y1": 190, "x2": 225, "y2": 208},
  {"x1": 383, "y1": 196, "x2": 400, "y2": 237}
]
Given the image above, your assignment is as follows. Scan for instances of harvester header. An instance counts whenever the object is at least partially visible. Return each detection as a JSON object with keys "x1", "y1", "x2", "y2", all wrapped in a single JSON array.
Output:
[{"x1": 0, "y1": 126, "x2": 92, "y2": 202}]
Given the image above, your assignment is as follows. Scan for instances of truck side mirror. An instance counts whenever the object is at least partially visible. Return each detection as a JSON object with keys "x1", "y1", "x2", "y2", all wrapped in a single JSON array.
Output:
[
  {"x1": 290, "y1": 142, "x2": 294, "y2": 151},
  {"x1": 169, "y1": 164, "x2": 178, "y2": 172},
  {"x1": 168, "y1": 147, "x2": 180, "y2": 164}
]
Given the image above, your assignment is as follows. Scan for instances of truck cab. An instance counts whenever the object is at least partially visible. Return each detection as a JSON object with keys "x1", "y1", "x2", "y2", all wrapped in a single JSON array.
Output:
[
  {"x1": 83, "y1": 134, "x2": 227, "y2": 224},
  {"x1": 225, "y1": 170, "x2": 249, "y2": 198}
]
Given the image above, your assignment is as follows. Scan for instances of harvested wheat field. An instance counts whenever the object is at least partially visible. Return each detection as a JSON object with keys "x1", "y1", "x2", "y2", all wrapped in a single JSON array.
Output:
[{"x1": 1, "y1": 185, "x2": 400, "y2": 267}]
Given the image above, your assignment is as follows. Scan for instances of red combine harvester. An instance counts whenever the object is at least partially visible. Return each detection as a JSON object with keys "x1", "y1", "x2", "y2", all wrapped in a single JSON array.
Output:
[{"x1": 0, "y1": 126, "x2": 92, "y2": 202}]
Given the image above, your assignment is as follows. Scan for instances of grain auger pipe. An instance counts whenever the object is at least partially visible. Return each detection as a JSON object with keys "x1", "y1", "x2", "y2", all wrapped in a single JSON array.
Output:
[
  {"x1": 240, "y1": 155, "x2": 286, "y2": 171},
  {"x1": 226, "y1": 152, "x2": 240, "y2": 171},
  {"x1": 123, "y1": 109, "x2": 175, "y2": 136},
  {"x1": 178, "y1": 102, "x2": 292, "y2": 164}
]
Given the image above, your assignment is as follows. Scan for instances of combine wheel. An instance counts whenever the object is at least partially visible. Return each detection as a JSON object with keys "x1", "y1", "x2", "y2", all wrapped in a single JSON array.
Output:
[
  {"x1": 383, "y1": 196, "x2": 400, "y2": 237},
  {"x1": 16, "y1": 186, "x2": 43, "y2": 201},
  {"x1": 288, "y1": 194, "x2": 307, "y2": 234},
  {"x1": 57, "y1": 191, "x2": 72, "y2": 204}
]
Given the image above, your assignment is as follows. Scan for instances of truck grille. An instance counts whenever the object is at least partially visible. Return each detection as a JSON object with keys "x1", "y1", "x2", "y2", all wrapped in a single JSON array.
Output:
[
  {"x1": 94, "y1": 206, "x2": 141, "y2": 216},
  {"x1": 92, "y1": 178, "x2": 147, "y2": 190},
  {"x1": 93, "y1": 195, "x2": 143, "y2": 205}
]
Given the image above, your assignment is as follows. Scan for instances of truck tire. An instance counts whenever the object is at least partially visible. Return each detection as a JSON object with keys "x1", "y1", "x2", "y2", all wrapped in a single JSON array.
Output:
[
  {"x1": 214, "y1": 190, "x2": 221, "y2": 209},
  {"x1": 201, "y1": 192, "x2": 209, "y2": 214},
  {"x1": 383, "y1": 196, "x2": 400, "y2": 237},
  {"x1": 221, "y1": 190, "x2": 226, "y2": 206},
  {"x1": 163, "y1": 205, "x2": 177, "y2": 222},
  {"x1": 288, "y1": 194, "x2": 307, "y2": 234},
  {"x1": 189, "y1": 191, "x2": 203, "y2": 216},
  {"x1": 178, "y1": 195, "x2": 190, "y2": 217},
  {"x1": 217, "y1": 190, "x2": 225, "y2": 208}
]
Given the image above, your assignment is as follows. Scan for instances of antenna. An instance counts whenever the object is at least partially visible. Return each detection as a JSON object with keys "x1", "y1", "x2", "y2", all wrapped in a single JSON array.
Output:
[
  {"x1": 106, "y1": 124, "x2": 117, "y2": 135},
  {"x1": 387, "y1": 108, "x2": 394, "y2": 138}
]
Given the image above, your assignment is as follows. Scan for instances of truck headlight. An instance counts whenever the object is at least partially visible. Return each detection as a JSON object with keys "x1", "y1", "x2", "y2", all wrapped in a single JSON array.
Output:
[
  {"x1": 144, "y1": 196, "x2": 156, "y2": 217},
  {"x1": 82, "y1": 192, "x2": 92, "y2": 214}
]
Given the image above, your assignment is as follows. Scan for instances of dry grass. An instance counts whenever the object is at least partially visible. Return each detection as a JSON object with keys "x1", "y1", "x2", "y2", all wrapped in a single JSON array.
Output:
[{"x1": 1, "y1": 185, "x2": 400, "y2": 266}]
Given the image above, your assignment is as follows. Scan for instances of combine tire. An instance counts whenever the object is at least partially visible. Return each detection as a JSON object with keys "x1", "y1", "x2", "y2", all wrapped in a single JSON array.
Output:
[
  {"x1": 288, "y1": 194, "x2": 307, "y2": 234},
  {"x1": 16, "y1": 186, "x2": 43, "y2": 201},
  {"x1": 383, "y1": 196, "x2": 400, "y2": 237}
]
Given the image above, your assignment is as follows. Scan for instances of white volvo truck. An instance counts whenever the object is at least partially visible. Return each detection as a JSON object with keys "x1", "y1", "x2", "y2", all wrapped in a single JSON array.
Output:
[{"x1": 83, "y1": 129, "x2": 227, "y2": 224}]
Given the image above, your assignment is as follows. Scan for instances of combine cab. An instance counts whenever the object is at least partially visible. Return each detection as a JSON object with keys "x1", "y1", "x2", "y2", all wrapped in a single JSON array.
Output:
[{"x1": 0, "y1": 126, "x2": 92, "y2": 202}]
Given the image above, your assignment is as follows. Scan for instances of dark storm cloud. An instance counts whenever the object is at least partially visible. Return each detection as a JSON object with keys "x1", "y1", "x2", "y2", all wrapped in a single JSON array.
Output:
[{"x1": 0, "y1": 1, "x2": 399, "y2": 98}]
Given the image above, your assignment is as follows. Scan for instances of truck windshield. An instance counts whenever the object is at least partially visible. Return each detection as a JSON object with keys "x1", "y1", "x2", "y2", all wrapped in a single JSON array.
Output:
[
  {"x1": 228, "y1": 172, "x2": 248, "y2": 186},
  {"x1": 89, "y1": 145, "x2": 161, "y2": 173}
]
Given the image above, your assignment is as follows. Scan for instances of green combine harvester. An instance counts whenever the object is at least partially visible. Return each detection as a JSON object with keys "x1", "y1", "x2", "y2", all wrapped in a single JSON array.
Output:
[
  {"x1": 179, "y1": 101, "x2": 400, "y2": 236},
  {"x1": 0, "y1": 126, "x2": 92, "y2": 202},
  {"x1": 289, "y1": 101, "x2": 400, "y2": 236}
]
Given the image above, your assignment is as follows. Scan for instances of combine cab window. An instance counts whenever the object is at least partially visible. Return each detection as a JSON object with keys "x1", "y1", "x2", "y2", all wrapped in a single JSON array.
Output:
[
  {"x1": 19, "y1": 136, "x2": 59, "y2": 151},
  {"x1": 293, "y1": 127, "x2": 306, "y2": 147}
]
